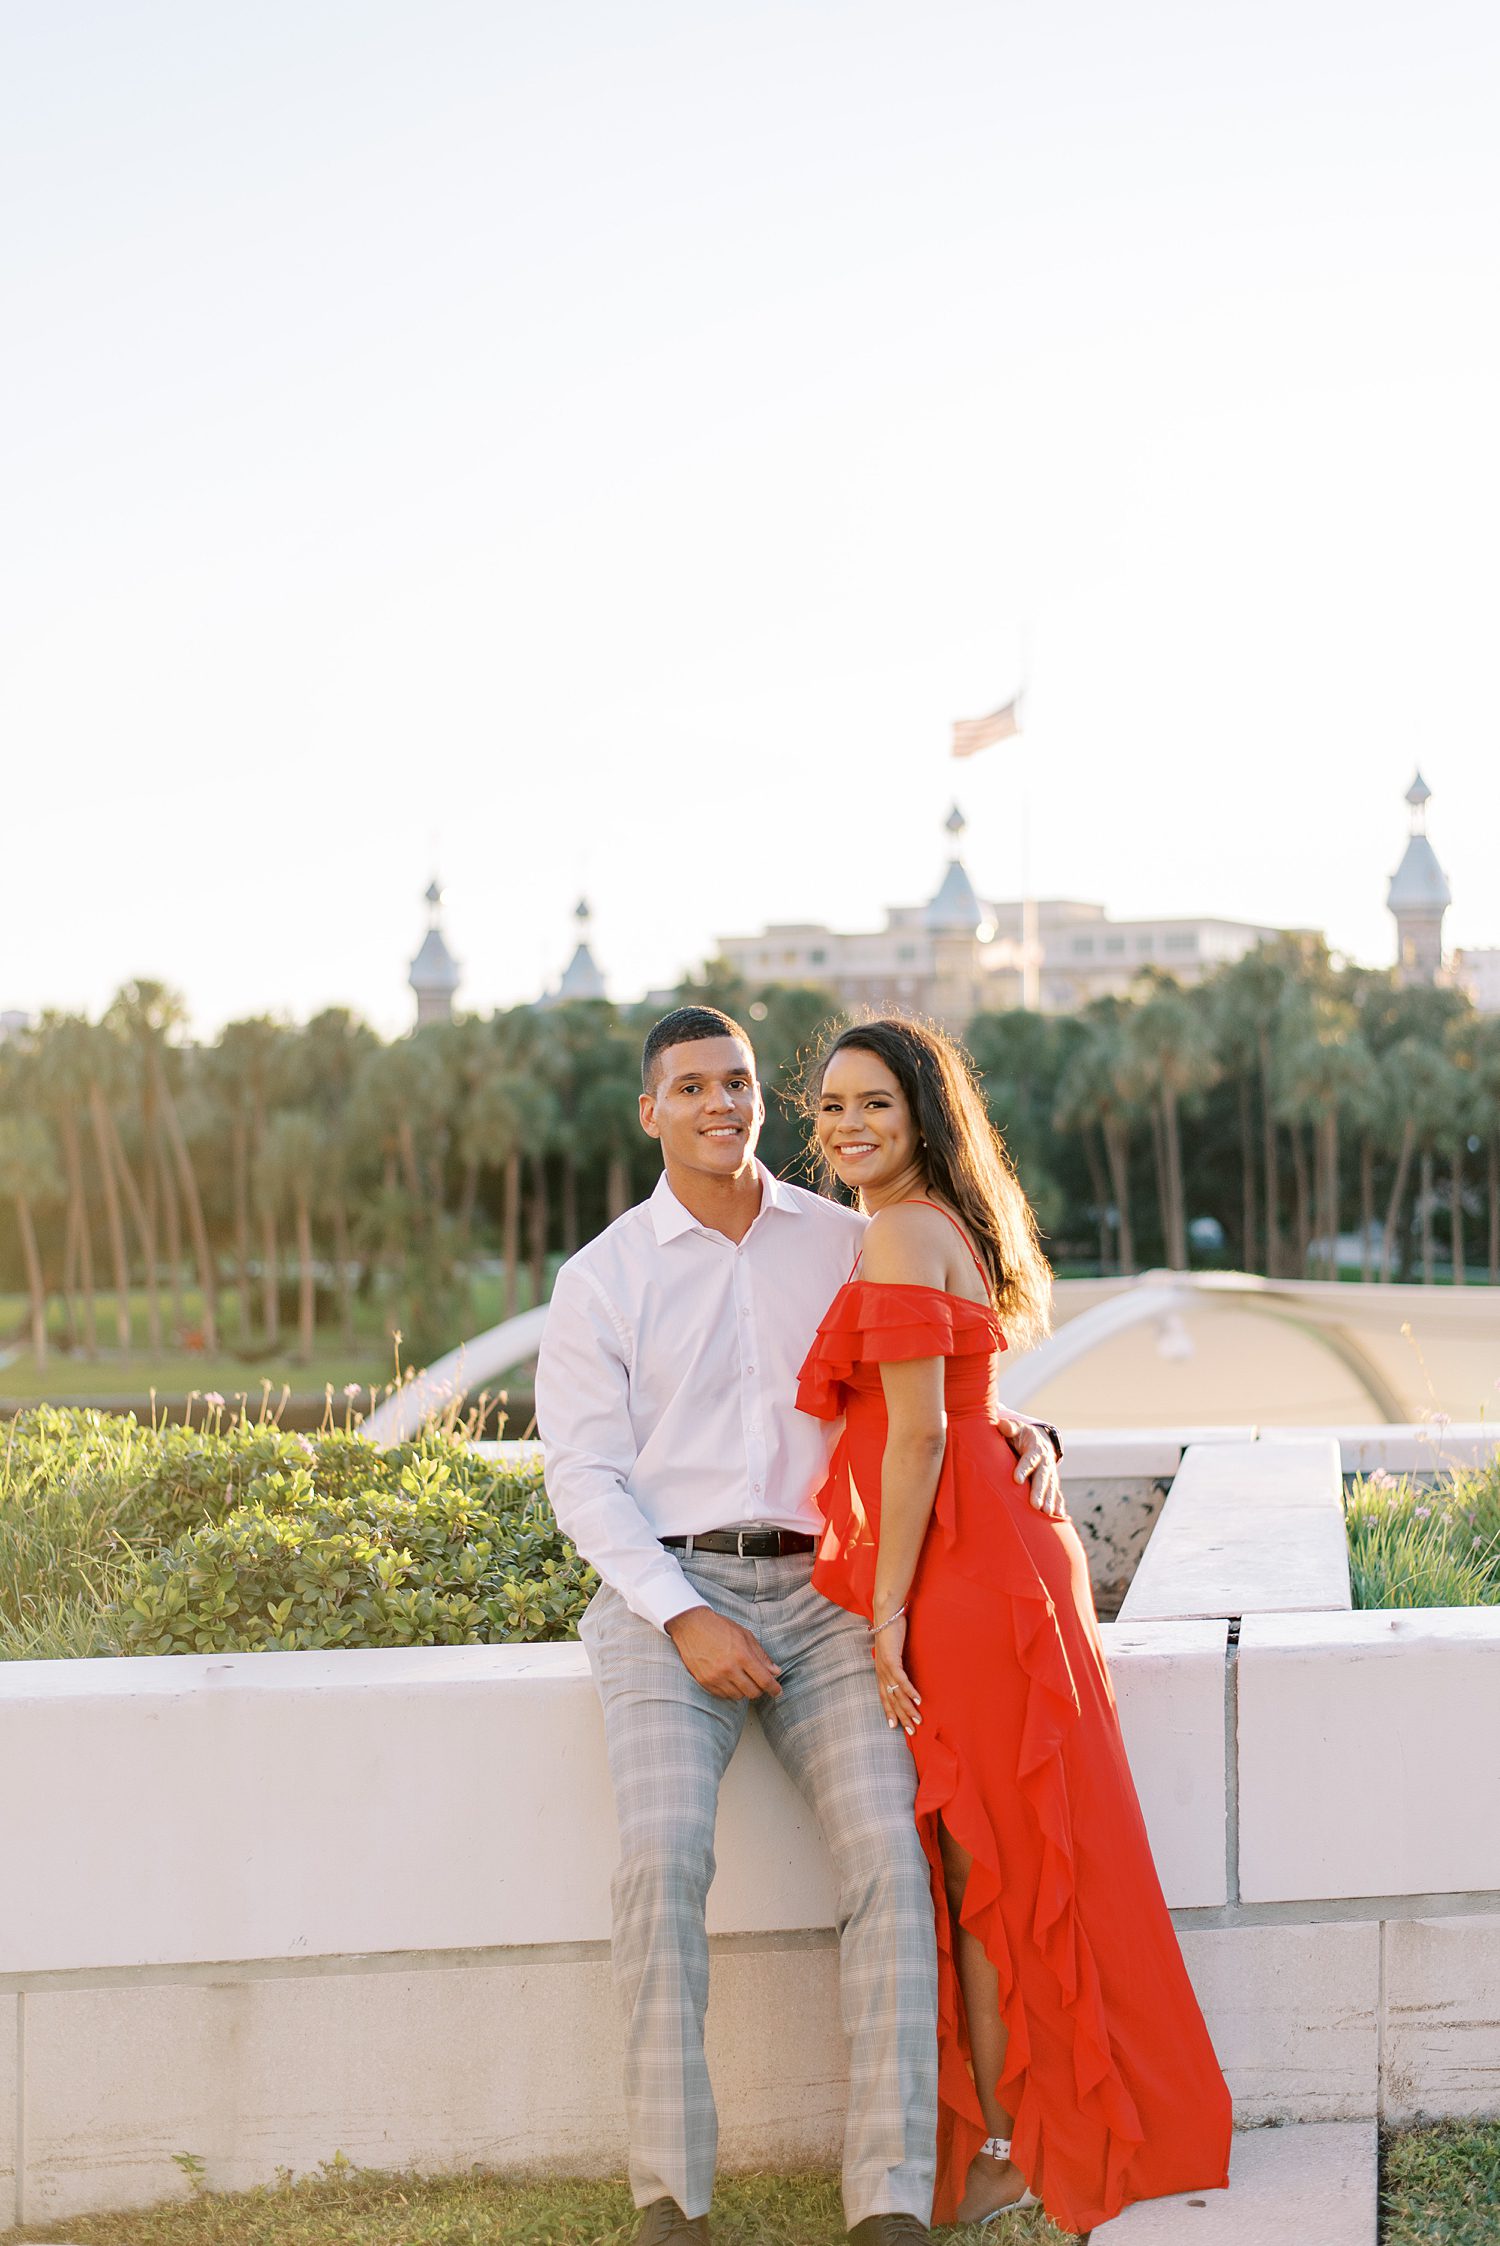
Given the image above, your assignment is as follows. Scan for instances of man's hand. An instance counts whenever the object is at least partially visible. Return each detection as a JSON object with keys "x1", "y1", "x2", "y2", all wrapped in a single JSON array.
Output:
[
  {"x1": 665, "y1": 1605, "x2": 784, "y2": 1700},
  {"x1": 996, "y1": 1411, "x2": 1067, "y2": 1521}
]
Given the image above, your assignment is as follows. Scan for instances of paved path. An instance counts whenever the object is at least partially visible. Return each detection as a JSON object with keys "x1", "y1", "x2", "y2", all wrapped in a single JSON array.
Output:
[{"x1": 1091, "y1": 2120, "x2": 1376, "y2": 2244}]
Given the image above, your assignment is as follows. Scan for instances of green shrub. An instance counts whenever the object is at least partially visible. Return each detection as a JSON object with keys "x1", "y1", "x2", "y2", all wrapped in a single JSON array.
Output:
[
  {"x1": 1346, "y1": 1456, "x2": 1500, "y2": 1609},
  {"x1": 0, "y1": 1408, "x2": 594, "y2": 1659}
]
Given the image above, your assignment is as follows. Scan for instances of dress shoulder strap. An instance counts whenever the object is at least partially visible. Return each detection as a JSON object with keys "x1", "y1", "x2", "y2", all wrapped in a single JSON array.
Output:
[{"x1": 909, "y1": 1198, "x2": 991, "y2": 1289}]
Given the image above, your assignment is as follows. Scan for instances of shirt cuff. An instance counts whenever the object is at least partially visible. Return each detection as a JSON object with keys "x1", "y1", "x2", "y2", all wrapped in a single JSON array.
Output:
[{"x1": 634, "y1": 1566, "x2": 712, "y2": 1636}]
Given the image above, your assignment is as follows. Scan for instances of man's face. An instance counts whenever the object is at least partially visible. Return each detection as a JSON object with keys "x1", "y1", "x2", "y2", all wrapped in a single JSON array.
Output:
[{"x1": 640, "y1": 1035, "x2": 764, "y2": 1180}]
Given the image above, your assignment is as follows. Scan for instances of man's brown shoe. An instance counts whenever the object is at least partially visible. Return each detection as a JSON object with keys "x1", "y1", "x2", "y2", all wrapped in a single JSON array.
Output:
[
  {"x1": 847, "y1": 2217, "x2": 933, "y2": 2245},
  {"x1": 635, "y1": 2197, "x2": 710, "y2": 2244}
]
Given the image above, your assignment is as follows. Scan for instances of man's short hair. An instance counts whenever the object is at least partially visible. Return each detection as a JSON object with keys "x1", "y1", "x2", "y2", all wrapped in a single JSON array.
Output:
[{"x1": 641, "y1": 1005, "x2": 754, "y2": 1092}]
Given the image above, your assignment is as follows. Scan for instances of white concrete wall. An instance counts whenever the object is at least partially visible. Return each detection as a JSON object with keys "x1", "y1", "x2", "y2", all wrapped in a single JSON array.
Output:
[
  {"x1": 3, "y1": 1625, "x2": 1227, "y2": 1980},
  {"x1": 6, "y1": 1424, "x2": 1500, "y2": 2222},
  {"x1": 1238, "y1": 1609, "x2": 1500, "y2": 1903}
]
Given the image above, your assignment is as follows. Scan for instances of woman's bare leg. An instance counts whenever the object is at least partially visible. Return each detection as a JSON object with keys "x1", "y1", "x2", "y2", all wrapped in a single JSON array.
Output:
[{"x1": 938, "y1": 1820, "x2": 1031, "y2": 2219}]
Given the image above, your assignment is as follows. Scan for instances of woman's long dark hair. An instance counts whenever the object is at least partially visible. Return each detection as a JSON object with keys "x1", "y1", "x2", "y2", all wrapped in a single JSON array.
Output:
[{"x1": 807, "y1": 1015, "x2": 1053, "y2": 1348}]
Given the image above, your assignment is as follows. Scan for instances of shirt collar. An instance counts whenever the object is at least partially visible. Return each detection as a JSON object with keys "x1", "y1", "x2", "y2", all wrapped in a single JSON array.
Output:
[{"x1": 649, "y1": 1160, "x2": 803, "y2": 1245}]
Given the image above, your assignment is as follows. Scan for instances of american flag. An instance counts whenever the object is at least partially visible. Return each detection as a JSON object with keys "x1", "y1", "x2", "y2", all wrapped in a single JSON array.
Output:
[{"x1": 950, "y1": 696, "x2": 1022, "y2": 759}]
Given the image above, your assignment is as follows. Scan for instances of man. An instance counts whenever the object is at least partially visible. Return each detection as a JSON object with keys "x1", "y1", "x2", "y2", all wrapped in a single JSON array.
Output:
[{"x1": 536, "y1": 1006, "x2": 1061, "y2": 2246}]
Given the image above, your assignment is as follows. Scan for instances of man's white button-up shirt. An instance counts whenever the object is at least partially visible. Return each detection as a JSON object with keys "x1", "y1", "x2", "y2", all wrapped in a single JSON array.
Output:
[{"x1": 536, "y1": 1163, "x2": 867, "y2": 1632}]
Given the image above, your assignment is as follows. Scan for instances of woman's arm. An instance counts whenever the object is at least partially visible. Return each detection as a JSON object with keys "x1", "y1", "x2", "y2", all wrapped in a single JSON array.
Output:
[{"x1": 860, "y1": 1206, "x2": 951, "y2": 1732}]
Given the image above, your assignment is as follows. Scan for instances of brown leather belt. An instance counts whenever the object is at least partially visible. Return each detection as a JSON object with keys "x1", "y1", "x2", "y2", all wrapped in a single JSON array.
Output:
[{"x1": 662, "y1": 1529, "x2": 817, "y2": 1558}]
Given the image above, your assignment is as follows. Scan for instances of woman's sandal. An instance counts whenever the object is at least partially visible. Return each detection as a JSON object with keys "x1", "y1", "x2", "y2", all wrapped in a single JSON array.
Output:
[{"x1": 962, "y1": 2135, "x2": 1040, "y2": 2227}]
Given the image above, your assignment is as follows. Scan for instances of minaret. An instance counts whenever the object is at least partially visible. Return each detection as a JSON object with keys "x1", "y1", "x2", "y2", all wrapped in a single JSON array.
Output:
[
  {"x1": 409, "y1": 878, "x2": 461, "y2": 1026},
  {"x1": 555, "y1": 897, "x2": 607, "y2": 1002},
  {"x1": 921, "y1": 806, "x2": 988, "y2": 1028},
  {"x1": 1387, "y1": 773, "x2": 1452, "y2": 987}
]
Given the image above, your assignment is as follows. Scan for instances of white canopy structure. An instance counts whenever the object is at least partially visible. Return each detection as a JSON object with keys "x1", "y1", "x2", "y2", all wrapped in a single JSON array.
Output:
[{"x1": 364, "y1": 1270, "x2": 1500, "y2": 1444}]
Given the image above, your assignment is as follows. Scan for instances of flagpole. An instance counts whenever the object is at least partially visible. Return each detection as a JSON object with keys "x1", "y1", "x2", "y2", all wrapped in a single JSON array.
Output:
[{"x1": 1018, "y1": 627, "x2": 1038, "y2": 1011}]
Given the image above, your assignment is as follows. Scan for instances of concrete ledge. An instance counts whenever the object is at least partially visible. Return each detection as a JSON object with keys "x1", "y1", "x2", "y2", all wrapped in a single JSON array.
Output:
[
  {"x1": 1119, "y1": 1440, "x2": 1350, "y2": 1622},
  {"x1": 1092, "y1": 2120, "x2": 1376, "y2": 2245},
  {"x1": 1238, "y1": 1611, "x2": 1500, "y2": 1903},
  {"x1": 1384, "y1": 1913, "x2": 1500, "y2": 2124},
  {"x1": 11, "y1": 1939, "x2": 847, "y2": 2228},
  {"x1": 1179, "y1": 1924, "x2": 1378, "y2": 2123},
  {"x1": 0, "y1": 1626, "x2": 1226, "y2": 1976}
]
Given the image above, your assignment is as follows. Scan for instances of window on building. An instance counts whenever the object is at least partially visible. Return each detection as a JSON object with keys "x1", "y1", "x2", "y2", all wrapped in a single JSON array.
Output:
[
  {"x1": 1164, "y1": 931, "x2": 1197, "y2": 953},
  {"x1": 1104, "y1": 936, "x2": 1126, "y2": 956},
  {"x1": 1136, "y1": 933, "x2": 1154, "y2": 954},
  {"x1": 809, "y1": 948, "x2": 827, "y2": 965},
  {"x1": 1072, "y1": 936, "x2": 1095, "y2": 957},
  {"x1": 897, "y1": 944, "x2": 917, "y2": 962}
]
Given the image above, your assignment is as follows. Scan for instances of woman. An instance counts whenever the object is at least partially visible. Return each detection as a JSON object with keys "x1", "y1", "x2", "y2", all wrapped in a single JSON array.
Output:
[{"x1": 796, "y1": 1017, "x2": 1231, "y2": 2236}]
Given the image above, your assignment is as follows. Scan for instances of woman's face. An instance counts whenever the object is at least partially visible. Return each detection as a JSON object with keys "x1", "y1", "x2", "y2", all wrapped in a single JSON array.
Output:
[{"x1": 816, "y1": 1046, "x2": 922, "y2": 1198}]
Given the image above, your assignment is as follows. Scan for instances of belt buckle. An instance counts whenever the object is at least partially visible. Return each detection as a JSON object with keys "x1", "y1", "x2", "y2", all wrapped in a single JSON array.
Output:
[{"x1": 736, "y1": 1529, "x2": 750, "y2": 1558}]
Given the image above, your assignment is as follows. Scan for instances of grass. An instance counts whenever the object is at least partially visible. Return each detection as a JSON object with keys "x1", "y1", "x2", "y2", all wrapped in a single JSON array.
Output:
[
  {"x1": 0, "y1": 1266, "x2": 558, "y2": 1405},
  {"x1": 7, "y1": 2130, "x2": 1500, "y2": 2245},
  {"x1": 1345, "y1": 1457, "x2": 1500, "y2": 1608},
  {"x1": 1382, "y1": 2120, "x2": 1500, "y2": 2244},
  {"x1": 0, "y1": 2168, "x2": 1077, "y2": 2245}
]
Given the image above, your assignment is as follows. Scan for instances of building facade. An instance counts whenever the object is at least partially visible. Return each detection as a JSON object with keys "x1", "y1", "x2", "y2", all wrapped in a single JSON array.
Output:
[
  {"x1": 716, "y1": 809, "x2": 1305, "y2": 1030},
  {"x1": 1386, "y1": 772, "x2": 1452, "y2": 988}
]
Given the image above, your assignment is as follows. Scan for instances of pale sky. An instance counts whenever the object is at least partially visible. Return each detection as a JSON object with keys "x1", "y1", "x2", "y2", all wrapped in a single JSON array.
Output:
[{"x1": 4, "y1": 0, "x2": 1498, "y2": 1037}]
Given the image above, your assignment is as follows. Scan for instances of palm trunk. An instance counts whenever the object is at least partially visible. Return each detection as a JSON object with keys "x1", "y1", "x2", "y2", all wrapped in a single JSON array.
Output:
[
  {"x1": 261, "y1": 1205, "x2": 280, "y2": 1347},
  {"x1": 232, "y1": 1114, "x2": 253, "y2": 1345},
  {"x1": 158, "y1": 1135, "x2": 184, "y2": 1336},
  {"x1": 332, "y1": 1199, "x2": 356, "y2": 1351},
  {"x1": 1162, "y1": 1089, "x2": 1187, "y2": 1268},
  {"x1": 1103, "y1": 1116, "x2": 1136, "y2": 1275},
  {"x1": 1489, "y1": 1141, "x2": 1499, "y2": 1285},
  {"x1": 606, "y1": 1151, "x2": 630, "y2": 1228},
  {"x1": 398, "y1": 1119, "x2": 423, "y2": 1207},
  {"x1": 1148, "y1": 1100, "x2": 1170, "y2": 1261},
  {"x1": 503, "y1": 1152, "x2": 521, "y2": 1317},
  {"x1": 1258, "y1": 1034, "x2": 1281, "y2": 1278},
  {"x1": 105, "y1": 1106, "x2": 161, "y2": 1351},
  {"x1": 14, "y1": 1193, "x2": 47, "y2": 1368},
  {"x1": 1380, "y1": 1120, "x2": 1416, "y2": 1282},
  {"x1": 59, "y1": 1112, "x2": 97, "y2": 1356},
  {"x1": 1291, "y1": 1125, "x2": 1311, "y2": 1276},
  {"x1": 1237, "y1": 1077, "x2": 1256, "y2": 1271},
  {"x1": 528, "y1": 1154, "x2": 548, "y2": 1308},
  {"x1": 89, "y1": 1082, "x2": 133, "y2": 1350},
  {"x1": 1359, "y1": 1135, "x2": 1374, "y2": 1285},
  {"x1": 561, "y1": 1151, "x2": 579, "y2": 1257},
  {"x1": 61, "y1": 1188, "x2": 81, "y2": 1350},
  {"x1": 457, "y1": 1155, "x2": 481, "y2": 1244},
  {"x1": 159, "y1": 1075, "x2": 218, "y2": 1349},
  {"x1": 1325, "y1": 1112, "x2": 1341, "y2": 1280},
  {"x1": 1081, "y1": 1129, "x2": 1112, "y2": 1272},
  {"x1": 143, "y1": 1087, "x2": 160, "y2": 1346},
  {"x1": 295, "y1": 1195, "x2": 315, "y2": 1363},
  {"x1": 1450, "y1": 1143, "x2": 1466, "y2": 1285},
  {"x1": 1420, "y1": 1148, "x2": 1435, "y2": 1284}
]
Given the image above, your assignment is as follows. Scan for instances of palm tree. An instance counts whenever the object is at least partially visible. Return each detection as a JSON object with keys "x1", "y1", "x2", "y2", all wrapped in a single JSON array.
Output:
[
  {"x1": 1272, "y1": 999, "x2": 1373, "y2": 1279},
  {"x1": 1473, "y1": 1016, "x2": 1500, "y2": 1284},
  {"x1": 258, "y1": 1110, "x2": 324, "y2": 1364},
  {"x1": 31, "y1": 1014, "x2": 100, "y2": 1357},
  {"x1": 1053, "y1": 1012, "x2": 1137, "y2": 1274},
  {"x1": 0, "y1": 1111, "x2": 63, "y2": 1367},
  {"x1": 1123, "y1": 979, "x2": 1220, "y2": 1270},
  {"x1": 102, "y1": 981, "x2": 219, "y2": 1352}
]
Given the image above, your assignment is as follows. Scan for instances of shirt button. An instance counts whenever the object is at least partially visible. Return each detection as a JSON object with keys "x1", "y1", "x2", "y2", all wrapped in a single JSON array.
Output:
[{"x1": 746, "y1": 1363, "x2": 756, "y2": 1374}]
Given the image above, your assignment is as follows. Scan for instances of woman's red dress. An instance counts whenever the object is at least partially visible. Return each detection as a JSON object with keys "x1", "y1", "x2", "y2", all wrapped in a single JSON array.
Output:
[{"x1": 797, "y1": 1276, "x2": 1232, "y2": 2236}]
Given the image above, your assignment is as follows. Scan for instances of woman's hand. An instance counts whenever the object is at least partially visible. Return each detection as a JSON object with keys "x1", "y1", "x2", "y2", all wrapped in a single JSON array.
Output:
[
  {"x1": 996, "y1": 1411, "x2": 1068, "y2": 1521},
  {"x1": 870, "y1": 1612, "x2": 922, "y2": 1734}
]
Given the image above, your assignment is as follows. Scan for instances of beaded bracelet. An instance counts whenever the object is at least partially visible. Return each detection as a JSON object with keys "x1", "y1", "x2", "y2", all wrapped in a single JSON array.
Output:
[{"x1": 868, "y1": 1605, "x2": 906, "y2": 1639}]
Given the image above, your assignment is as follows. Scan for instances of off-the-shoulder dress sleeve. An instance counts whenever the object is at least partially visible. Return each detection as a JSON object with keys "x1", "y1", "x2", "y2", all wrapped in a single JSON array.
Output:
[{"x1": 796, "y1": 1278, "x2": 1004, "y2": 1418}]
